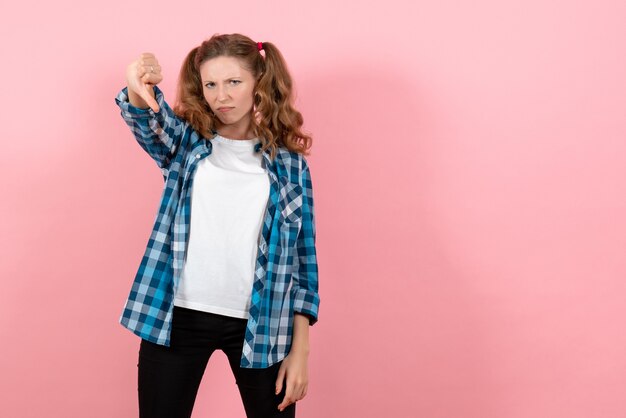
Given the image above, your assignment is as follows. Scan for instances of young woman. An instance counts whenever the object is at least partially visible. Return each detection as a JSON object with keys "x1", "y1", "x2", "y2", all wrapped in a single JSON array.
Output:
[{"x1": 114, "y1": 33, "x2": 320, "y2": 418}]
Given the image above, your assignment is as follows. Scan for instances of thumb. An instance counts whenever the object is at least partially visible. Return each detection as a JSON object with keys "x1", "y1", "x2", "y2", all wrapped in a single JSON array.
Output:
[
  {"x1": 138, "y1": 84, "x2": 160, "y2": 113},
  {"x1": 275, "y1": 363, "x2": 286, "y2": 394}
]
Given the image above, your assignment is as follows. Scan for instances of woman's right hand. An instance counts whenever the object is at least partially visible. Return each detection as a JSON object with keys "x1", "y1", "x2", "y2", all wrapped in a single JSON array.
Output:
[{"x1": 126, "y1": 53, "x2": 163, "y2": 112}]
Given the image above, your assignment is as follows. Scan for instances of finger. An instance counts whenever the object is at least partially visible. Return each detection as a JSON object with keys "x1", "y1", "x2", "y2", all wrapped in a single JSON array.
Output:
[
  {"x1": 141, "y1": 63, "x2": 162, "y2": 74},
  {"x1": 140, "y1": 57, "x2": 158, "y2": 65},
  {"x1": 140, "y1": 71, "x2": 162, "y2": 84},
  {"x1": 139, "y1": 66, "x2": 162, "y2": 80},
  {"x1": 277, "y1": 395, "x2": 294, "y2": 411},
  {"x1": 278, "y1": 383, "x2": 295, "y2": 411},
  {"x1": 275, "y1": 364, "x2": 286, "y2": 395},
  {"x1": 137, "y1": 84, "x2": 160, "y2": 113},
  {"x1": 138, "y1": 56, "x2": 158, "y2": 70}
]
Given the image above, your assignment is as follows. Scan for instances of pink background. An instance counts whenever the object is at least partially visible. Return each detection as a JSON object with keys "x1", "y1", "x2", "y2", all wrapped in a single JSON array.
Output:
[{"x1": 2, "y1": 1, "x2": 625, "y2": 417}]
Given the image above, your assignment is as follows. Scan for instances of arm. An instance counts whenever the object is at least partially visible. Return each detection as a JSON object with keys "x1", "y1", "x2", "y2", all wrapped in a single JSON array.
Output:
[
  {"x1": 114, "y1": 85, "x2": 187, "y2": 170},
  {"x1": 290, "y1": 162, "x2": 320, "y2": 325},
  {"x1": 291, "y1": 313, "x2": 311, "y2": 352},
  {"x1": 276, "y1": 313, "x2": 310, "y2": 412},
  {"x1": 276, "y1": 160, "x2": 319, "y2": 412}
]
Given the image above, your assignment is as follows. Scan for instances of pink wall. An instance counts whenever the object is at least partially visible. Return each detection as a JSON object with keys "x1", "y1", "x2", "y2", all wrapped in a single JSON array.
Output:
[{"x1": 2, "y1": 1, "x2": 625, "y2": 417}]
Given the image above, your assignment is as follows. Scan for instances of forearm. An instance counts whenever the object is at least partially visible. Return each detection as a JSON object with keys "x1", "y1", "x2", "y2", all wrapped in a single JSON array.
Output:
[
  {"x1": 290, "y1": 164, "x2": 320, "y2": 325},
  {"x1": 291, "y1": 313, "x2": 310, "y2": 354},
  {"x1": 115, "y1": 85, "x2": 187, "y2": 170}
]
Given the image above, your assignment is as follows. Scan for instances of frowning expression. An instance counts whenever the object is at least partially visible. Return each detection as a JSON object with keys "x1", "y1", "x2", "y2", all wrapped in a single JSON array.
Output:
[{"x1": 199, "y1": 56, "x2": 256, "y2": 134}]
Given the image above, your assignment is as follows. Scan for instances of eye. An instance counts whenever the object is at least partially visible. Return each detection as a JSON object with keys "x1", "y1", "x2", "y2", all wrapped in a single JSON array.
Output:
[
  {"x1": 230, "y1": 80, "x2": 241, "y2": 85},
  {"x1": 204, "y1": 82, "x2": 215, "y2": 89}
]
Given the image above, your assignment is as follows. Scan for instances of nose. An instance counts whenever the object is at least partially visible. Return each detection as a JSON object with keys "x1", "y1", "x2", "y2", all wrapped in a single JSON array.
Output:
[{"x1": 216, "y1": 84, "x2": 229, "y2": 102}]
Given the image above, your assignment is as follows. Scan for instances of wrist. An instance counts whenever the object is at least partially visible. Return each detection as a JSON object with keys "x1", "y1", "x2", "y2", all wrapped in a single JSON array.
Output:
[{"x1": 289, "y1": 343, "x2": 310, "y2": 355}]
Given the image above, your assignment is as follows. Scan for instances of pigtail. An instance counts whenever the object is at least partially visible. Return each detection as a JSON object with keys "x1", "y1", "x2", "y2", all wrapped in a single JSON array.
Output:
[{"x1": 253, "y1": 42, "x2": 312, "y2": 158}]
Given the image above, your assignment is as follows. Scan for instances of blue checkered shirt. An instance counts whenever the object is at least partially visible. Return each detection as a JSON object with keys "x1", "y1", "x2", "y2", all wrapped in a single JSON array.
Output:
[{"x1": 114, "y1": 86, "x2": 319, "y2": 368}]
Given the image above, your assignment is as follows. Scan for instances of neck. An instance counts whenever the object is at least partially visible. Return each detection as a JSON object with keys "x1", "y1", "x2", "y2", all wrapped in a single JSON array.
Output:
[{"x1": 216, "y1": 120, "x2": 255, "y2": 140}]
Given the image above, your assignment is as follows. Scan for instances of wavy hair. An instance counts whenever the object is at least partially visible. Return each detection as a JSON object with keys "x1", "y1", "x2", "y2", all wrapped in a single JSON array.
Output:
[{"x1": 172, "y1": 33, "x2": 312, "y2": 161}]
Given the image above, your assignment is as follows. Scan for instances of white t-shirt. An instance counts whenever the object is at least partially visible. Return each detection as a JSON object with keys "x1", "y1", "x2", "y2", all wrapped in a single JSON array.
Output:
[{"x1": 173, "y1": 134, "x2": 270, "y2": 319}]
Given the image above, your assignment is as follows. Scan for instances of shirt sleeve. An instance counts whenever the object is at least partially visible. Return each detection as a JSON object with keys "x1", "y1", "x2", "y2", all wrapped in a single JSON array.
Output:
[
  {"x1": 290, "y1": 158, "x2": 320, "y2": 325},
  {"x1": 114, "y1": 85, "x2": 188, "y2": 170}
]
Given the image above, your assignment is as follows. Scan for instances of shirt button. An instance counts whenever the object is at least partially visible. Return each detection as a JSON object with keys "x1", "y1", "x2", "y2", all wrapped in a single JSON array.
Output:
[
  {"x1": 155, "y1": 128, "x2": 163, "y2": 135},
  {"x1": 195, "y1": 154, "x2": 201, "y2": 159}
]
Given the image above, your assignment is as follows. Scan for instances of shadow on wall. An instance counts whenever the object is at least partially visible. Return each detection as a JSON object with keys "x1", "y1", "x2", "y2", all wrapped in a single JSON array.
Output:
[
  {"x1": 296, "y1": 61, "x2": 440, "y2": 264},
  {"x1": 289, "y1": 62, "x2": 490, "y2": 417}
]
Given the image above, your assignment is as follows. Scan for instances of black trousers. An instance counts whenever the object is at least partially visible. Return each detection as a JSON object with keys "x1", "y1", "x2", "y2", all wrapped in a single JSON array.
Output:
[{"x1": 137, "y1": 305, "x2": 296, "y2": 418}]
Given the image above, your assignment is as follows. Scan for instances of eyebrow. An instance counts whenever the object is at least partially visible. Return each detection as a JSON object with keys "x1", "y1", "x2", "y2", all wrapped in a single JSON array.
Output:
[{"x1": 202, "y1": 77, "x2": 242, "y2": 83}]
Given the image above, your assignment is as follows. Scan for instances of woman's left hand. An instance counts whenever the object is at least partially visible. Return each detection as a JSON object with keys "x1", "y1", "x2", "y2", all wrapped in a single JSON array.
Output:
[{"x1": 275, "y1": 348, "x2": 309, "y2": 411}]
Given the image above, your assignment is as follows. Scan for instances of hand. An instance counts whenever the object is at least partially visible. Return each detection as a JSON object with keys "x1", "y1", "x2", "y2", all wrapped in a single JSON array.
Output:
[
  {"x1": 125, "y1": 52, "x2": 163, "y2": 112},
  {"x1": 275, "y1": 348, "x2": 309, "y2": 412}
]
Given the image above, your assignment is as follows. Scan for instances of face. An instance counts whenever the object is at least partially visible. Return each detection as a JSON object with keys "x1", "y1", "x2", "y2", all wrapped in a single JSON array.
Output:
[{"x1": 199, "y1": 56, "x2": 257, "y2": 136}]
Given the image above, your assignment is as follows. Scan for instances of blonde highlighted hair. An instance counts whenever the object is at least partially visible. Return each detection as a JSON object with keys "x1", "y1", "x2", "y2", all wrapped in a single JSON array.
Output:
[{"x1": 172, "y1": 33, "x2": 312, "y2": 161}]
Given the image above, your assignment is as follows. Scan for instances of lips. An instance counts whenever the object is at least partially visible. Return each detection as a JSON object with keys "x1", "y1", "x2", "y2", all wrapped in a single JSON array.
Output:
[{"x1": 218, "y1": 107, "x2": 234, "y2": 112}]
